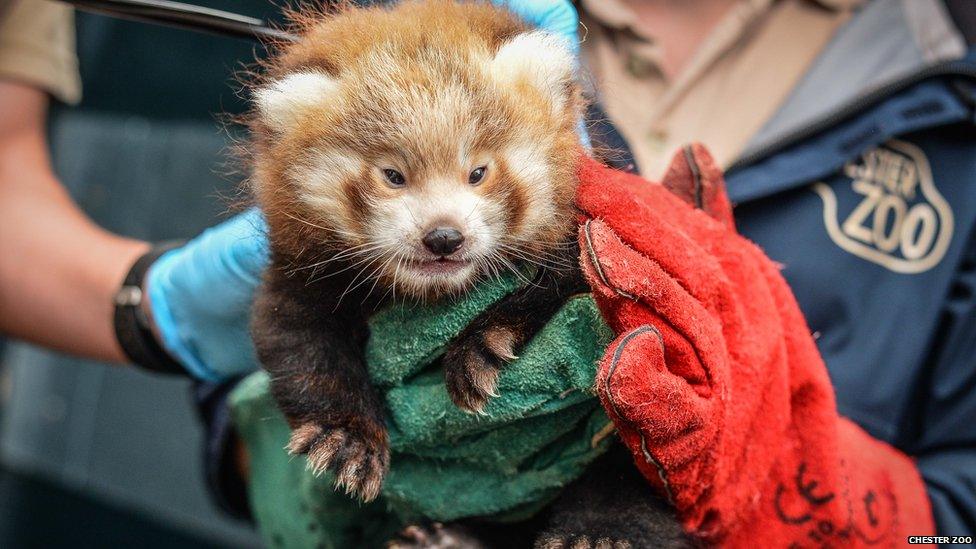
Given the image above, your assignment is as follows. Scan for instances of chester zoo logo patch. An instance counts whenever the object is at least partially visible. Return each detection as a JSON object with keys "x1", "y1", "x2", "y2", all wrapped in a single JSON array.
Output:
[{"x1": 812, "y1": 140, "x2": 953, "y2": 274}]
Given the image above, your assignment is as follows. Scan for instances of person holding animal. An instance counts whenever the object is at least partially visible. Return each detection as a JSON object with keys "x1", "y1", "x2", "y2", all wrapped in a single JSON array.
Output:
[
  {"x1": 225, "y1": 0, "x2": 976, "y2": 547},
  {"x1": 217, "y1": 0, "x2": 974, "y2": 547},
  {"x1": 2, "y1": 0, "x2": 973, "y2": 547}
]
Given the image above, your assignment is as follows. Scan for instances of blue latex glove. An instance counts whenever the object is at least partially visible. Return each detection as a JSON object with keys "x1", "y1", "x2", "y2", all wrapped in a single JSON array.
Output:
[
  {"x1": 146, "y1": 210, "x2": 268, "y2": 381},
  {"x1": 145, "y1": 1, "x2": 586, "y2": 381},
  {"x1": 492, "y1": 0, "x2": 580, "y2": 56}
]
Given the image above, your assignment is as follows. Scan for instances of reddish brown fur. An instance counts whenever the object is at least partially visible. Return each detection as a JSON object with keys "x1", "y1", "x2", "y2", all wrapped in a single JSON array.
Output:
[
  {"x1": 245, "y1": 4, "x2": 691, "y2": 544},
  {"x1": 247, "y1": 0, "x2": 628, "y2": 527},
  {"x1": 249, "y1": 0, "x2": 583, "y2": 288}
]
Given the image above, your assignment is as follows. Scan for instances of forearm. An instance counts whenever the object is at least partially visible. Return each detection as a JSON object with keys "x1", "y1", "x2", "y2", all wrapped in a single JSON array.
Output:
[{"x1": 0, "y1": 83, "x2": 148, "y2": 362}]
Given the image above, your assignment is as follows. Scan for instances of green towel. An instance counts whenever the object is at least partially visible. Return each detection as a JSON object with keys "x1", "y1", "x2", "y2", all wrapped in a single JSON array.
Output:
[{"x1": 230, "y1": 274, "x2": 615, "y2": 548}]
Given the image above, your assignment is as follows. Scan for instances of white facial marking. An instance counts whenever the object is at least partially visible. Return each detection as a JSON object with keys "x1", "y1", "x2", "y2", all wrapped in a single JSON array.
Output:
[
  {"x1": 369, "y1": 179, "x2": 504, "y2": 294},
  {"x1": 289, "y1": 149, "x2": 364, "y2": 232},
  {"x1": 504, "y1": 141, "x2": 557, "y2": 237},
  {"x1": 256, "y1": 71, "x2": 339, "y2": 131}
]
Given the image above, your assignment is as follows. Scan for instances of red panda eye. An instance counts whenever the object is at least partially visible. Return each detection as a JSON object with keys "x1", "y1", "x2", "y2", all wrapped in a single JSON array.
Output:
[
  {"x1": 468, "y1": 166, "x2": 487, "y2": 186},
  {"x1": 383, "y1": 169, "x2": 406, "y2": 188}
]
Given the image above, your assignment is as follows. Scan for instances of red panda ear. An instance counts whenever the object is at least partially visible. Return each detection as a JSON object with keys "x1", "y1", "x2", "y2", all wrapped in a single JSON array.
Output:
[
  {"x1": 254, "y1": 71, "x2": 339, "y2": 131},
  {"x1": 490, "y1": 31, "x2": 575, "y2": 110}
]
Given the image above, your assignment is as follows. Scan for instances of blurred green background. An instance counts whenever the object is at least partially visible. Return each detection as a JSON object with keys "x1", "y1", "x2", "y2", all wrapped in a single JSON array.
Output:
[{"x1": 0, "y1": 2, "x2": 287, "y2": 546}]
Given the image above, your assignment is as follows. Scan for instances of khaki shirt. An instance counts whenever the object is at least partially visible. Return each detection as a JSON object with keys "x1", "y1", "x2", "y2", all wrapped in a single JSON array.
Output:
[
  {"x1": 580, "y1": 0, "x2": 862, "y2": 177},
  {"x1": 0, "y1": 0, "x2": 81, "y2": 103}
]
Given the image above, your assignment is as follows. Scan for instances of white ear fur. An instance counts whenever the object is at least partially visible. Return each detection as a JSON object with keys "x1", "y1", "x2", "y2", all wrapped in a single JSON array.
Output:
[
  {"x1": 490, "y1": 31, "x2": 575, "y2": 108},
  {"x1": 254, "y1": 71, "x2": 339, "y2": 131}
]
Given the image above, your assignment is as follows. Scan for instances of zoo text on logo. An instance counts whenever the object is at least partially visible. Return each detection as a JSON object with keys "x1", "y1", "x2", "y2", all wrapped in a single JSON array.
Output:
[{"x1": 812, "y1": 140, "x2": 953, "y2": 273}]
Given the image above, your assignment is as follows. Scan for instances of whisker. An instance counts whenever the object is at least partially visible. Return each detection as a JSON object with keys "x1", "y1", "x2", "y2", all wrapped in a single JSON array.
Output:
[
  {"x1": 361, "y1": 252, "x2": 399, "y2": 304},
  {"x1": 332, "y1": 254, "x2": 385, "y2": 310},
  {"x1": 305, "y1": 249, "x2": 386, "y2": 286},
  {"x1": 281, "y1": 211, "x2": 330, "y2": 232},
  {"x1": 286, "y1": 243, "x2": 388, "y2": 275}
]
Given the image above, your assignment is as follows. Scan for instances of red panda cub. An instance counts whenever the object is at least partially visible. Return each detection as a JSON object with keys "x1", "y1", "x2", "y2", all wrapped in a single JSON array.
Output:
[
  {"x1": 251, "y1": 0, "x2": 583, "y2": 495},
  {"x1": 249, "y1": 1, "x2": 689, "y2": 547}
]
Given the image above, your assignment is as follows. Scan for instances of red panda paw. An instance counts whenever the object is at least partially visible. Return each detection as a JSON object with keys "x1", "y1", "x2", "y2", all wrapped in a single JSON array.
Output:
[
  {"x1": 386, "y1": 522, "x2": 488, "y2": 549},
  {"x1": 442, "y1": 325, "x2": 519, "y2": 414},
  {"x1": 535, "y1": 535, "x2": 633, "y2": 549},
  {"x1": 286, "y1": 418, "x2": 390, "y2": 502}
]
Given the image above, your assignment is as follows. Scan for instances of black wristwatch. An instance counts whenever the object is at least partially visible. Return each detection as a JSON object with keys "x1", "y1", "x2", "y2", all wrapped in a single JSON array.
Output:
[{"x1": 113, "y1": 241, "x2": 188, "y2": 375}]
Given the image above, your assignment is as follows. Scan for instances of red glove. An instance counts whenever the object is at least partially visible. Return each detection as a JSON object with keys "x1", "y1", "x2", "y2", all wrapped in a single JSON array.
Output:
[{"x1": 576, "y1": 145, "x2": 935, "y2": 547}]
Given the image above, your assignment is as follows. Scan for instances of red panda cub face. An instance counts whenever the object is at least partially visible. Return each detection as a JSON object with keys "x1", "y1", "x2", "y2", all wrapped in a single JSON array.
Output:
[{"x1": 251, "y1": 1, "x2": 583, "y2": 299}]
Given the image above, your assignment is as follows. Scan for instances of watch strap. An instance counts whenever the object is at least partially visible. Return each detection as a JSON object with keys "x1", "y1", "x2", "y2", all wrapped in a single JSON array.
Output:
[{"x1": 113, "y1": 241, "x2": 187, "y2": 375}]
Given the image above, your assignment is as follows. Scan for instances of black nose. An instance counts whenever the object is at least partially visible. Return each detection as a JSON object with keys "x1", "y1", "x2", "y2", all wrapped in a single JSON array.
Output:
[{"x1": 422, "y1": 227, "x2": 465, "y2": 256}]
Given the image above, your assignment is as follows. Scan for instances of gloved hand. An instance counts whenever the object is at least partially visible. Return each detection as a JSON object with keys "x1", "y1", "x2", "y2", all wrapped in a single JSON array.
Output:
[
  {"x1": 146, "y1": 209, "x2": 267, "y2": 381},
  {"x1": 576, "y1": 145, "x2": 936, "y2": 546}
]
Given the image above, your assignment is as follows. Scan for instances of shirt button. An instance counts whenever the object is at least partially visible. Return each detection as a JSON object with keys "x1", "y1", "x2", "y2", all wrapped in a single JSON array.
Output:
[
  {"x1": 647, "y1": 128, "x2": 668, "y2": 152},
  {"x1": 626, "y1": 54, "x2": 655, "y2": 78}
]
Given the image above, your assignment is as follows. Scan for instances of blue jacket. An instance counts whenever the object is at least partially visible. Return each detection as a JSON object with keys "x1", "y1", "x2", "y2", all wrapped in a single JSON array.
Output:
[
  {"x1": 730, "y1": 56, "x2": 976, "y2": 539},
  {"x1": 590, "y1": 2, "x2": 976, "y2": 536}
]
